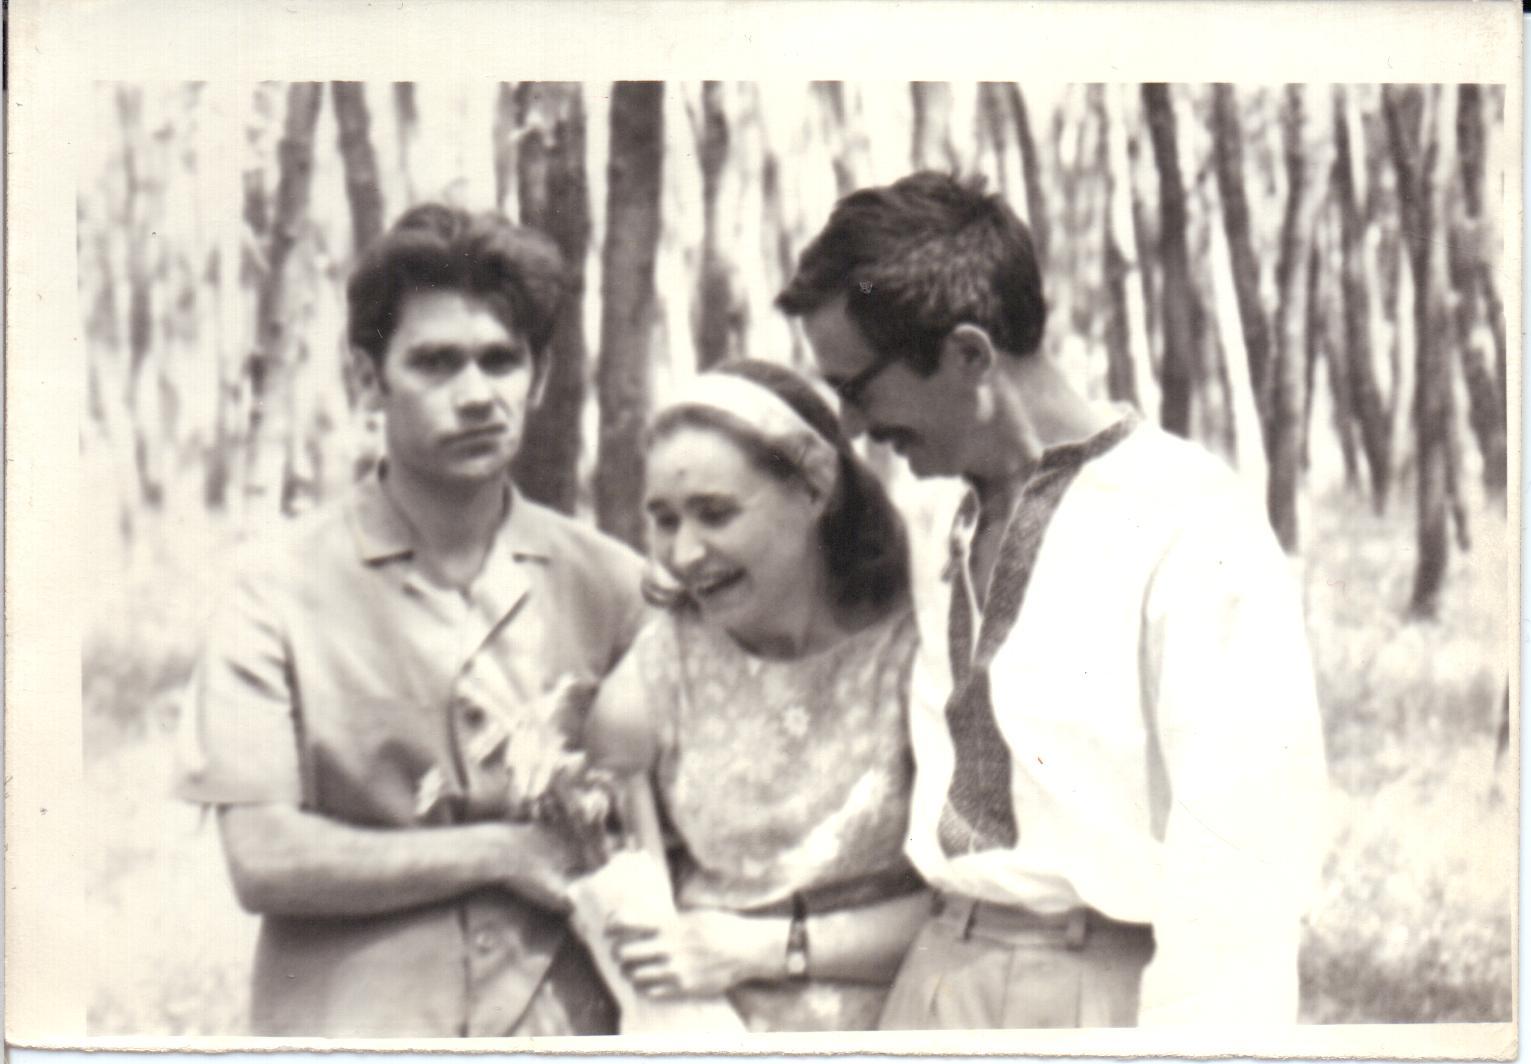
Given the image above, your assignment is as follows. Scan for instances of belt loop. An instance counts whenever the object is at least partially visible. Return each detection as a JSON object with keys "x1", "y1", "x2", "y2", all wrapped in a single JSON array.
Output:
[{"x1": 1065, "y1": 908, "x2": 1088, "y2": 950}]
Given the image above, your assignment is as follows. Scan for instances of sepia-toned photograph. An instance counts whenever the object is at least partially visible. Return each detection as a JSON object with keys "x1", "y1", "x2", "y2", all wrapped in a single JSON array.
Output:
[
  {"x1": 73, "y1": 74, "x2": 1515, "y2": 1039},
  {"x1": 7, "y1": 1, "x2": 1521, "y2": 1058}
]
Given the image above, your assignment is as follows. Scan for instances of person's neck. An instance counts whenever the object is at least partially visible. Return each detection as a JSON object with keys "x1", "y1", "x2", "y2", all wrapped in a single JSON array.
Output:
[
  {"x1": 382, "y1": 461, "x2": 508, "y2": 579},
  {"x1": 965, "y1": 354, "x2": 1116, "y2": 509},
  {"x1": 728, "y1": 561, "x2": 845, "y2": 660}
]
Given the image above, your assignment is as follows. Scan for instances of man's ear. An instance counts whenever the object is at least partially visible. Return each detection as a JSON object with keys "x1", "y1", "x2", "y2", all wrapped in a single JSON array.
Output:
[
  {"x1": 353, "y1": 348, "x2": 385, "y2": 409},
  {"x1": 940, "y1": 324, "x2": 998, "y2": 382}
]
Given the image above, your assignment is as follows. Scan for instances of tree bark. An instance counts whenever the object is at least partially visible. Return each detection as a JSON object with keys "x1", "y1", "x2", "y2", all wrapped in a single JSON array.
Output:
[
  {"x1": 910, "y1": 82, "x2": 959, "y2": 172},
  {"x1": 812, "y1": 81, "x2": 858, "y2": 199},
  {"x1": 1005, "y1": 84, "x2": 1051, "y2": 270},
  {"x1": 694, "y1": 81, "x2": 743, "y2": 370},
  {"x1": 493, "y1": 82, "x2": 519, "y2": 215},
  {"x1": 1385, "y1": 85, "x2": 1452, "y2": 618},
  {"x1": 1209, "y1": 84, "x2": 1275, "y2": 459},
  {"x1": 393, "y1": 82, "x2": 419, "y2": 206},
  {"x1": 330, "y1": 82, "x2": 385, "y2": 256},
  {"x1": 1096, "y1": 85, "x2": 1148, "y2": 408},
  {"x1": 1451, "y1": 84, "x2": 1507, "y2": 495},
  {"x1": 595, "y1": 82, "x2": 664, "y2": 548},
  {"x1": 511, "y1": 82, "x2": 590, "y2": 516},
  {"x1": 1266, "y1": 86, "x2": 1331, "y2": 553},
  {"x1": 977, "y1": 83, "x2": 1013, "y2": 198},
  {"x1": 1141, "y1": 84, "x2": 1198, "y2": 438},
  {"x1": 1330, "y1": 86, "x2": 1392, "y2": 511},
  {"x1": 116, "y1": 85, "x2": 167, "y2": 509},
  {"x1": 246, "y1": 81, "x2": 322, "y2": 517},
  {"x1": 1127, "y1": 117, "x2": 1161, "y2": 376},
  {"x1": 1309, "y1": 224, "x2": 1360, "y2": 487}
]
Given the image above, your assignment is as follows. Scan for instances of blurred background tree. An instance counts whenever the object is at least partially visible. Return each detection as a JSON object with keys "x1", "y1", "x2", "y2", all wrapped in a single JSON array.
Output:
[
  {"x1": 79, "y1": 81, "x2": 1513, "y2": 1033},
  {"x1": 79, "y1": 81, "x2": 1509, "y2": 576}
]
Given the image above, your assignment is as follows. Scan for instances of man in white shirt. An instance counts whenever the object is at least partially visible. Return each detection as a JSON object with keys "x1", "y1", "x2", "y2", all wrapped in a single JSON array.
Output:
[{"x1": 777, "y1": 172, "x2": 1327, "y2": 1028}]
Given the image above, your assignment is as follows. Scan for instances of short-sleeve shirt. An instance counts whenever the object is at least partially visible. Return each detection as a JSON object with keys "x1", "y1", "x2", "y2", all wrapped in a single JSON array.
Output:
[{"x1": 175, "y1": 471, "x2": 646, "y2": 1036}]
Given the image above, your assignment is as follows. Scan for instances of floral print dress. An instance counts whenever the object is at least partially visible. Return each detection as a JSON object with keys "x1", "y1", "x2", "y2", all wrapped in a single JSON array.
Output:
[{"x1": 620, "y1": 606, "x2": 920, "y2": 1032}]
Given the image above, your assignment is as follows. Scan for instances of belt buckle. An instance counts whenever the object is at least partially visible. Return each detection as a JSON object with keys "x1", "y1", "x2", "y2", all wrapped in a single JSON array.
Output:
[{"x1": 1064, "y1": 908, "x2": 1088, "y2": 950}]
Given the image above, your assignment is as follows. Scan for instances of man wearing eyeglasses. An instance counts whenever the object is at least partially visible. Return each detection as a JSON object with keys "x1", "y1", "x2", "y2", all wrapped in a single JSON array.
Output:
[{"x1": 777, "y1": 172, "x2": 1327, "y2": 1029}]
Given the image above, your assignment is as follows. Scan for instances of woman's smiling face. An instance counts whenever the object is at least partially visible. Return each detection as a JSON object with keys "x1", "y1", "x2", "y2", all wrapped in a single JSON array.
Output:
[{"x1": 645, "y1": 424, "x2": 825, "y2": 651}]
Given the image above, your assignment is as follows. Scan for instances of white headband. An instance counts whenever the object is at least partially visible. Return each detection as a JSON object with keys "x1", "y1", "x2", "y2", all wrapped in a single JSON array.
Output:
[{"x1": 661, "y1": 373, "x2": 839, "y2": 499}]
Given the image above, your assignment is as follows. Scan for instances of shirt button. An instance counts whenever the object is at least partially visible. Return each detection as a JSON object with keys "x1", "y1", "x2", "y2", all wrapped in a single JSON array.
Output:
[
  {"x1": 462, "y1": 704, "x2": 486, "y2": 728},
  {"x1": 473, "y1": 927, "x2": 502, "y2": 954}
]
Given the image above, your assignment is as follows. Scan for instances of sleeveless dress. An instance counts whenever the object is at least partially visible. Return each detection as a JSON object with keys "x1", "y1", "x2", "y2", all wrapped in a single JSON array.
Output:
[{"x1": 621, "y1": 607, "x2": 920, "y2": 1032}]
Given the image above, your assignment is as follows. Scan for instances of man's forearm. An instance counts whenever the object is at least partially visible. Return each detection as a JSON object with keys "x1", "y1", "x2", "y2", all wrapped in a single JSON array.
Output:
[{"x1": 218, "y1": 803, "x2": 575, "y2": 918}]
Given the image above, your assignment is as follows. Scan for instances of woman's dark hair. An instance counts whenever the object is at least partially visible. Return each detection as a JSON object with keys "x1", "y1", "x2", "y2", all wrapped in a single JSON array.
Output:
[
  {"x1": 648, "y1": 359, "x2": 911, "y2": 626},
  {"x1": 776, "y1": 171, "x2": 1047, "y2": 375},
  {"x1": 347, "y1": 202, "x2": 567, "y2": 367}
]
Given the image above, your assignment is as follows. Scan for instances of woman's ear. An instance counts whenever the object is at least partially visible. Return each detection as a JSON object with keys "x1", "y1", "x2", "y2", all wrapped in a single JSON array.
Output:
[{"x1": 799, "y1": 446, "x2": 839, "y2": 518}]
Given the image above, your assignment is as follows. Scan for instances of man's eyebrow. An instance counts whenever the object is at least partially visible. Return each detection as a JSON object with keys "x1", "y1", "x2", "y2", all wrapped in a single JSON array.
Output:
[
  {"x1": 686, "y1": 492, "x2": 737, "y2": 508},
  {"x1": 477, "y1": 341, "x2": 526, "y2": 356},
  {"x1": 407, "y1": 341, "x2": 462, "y2": 358}
]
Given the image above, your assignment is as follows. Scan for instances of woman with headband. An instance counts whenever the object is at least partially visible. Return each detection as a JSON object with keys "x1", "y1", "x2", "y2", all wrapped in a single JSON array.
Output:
[{"x1": 583, "y1": 359, "x2": 928, "y2": 1032}]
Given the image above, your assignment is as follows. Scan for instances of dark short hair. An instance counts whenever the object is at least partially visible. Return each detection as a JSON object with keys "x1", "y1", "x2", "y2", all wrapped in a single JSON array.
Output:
[
  {"x1": 346, "y1": 203, "x2": 567, "y2": 366},
  {"x1": 648, "y1": 359, "x2": 911, "y2": 625},
  {"x1": 777, "y1": 171, "x2": 1047, "y2": 373}
]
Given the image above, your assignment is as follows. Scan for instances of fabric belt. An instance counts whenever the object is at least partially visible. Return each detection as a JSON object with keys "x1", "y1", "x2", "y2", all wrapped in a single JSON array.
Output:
[{"x1": 932, "y1": 893, "x2": 1152, "y2": 951}]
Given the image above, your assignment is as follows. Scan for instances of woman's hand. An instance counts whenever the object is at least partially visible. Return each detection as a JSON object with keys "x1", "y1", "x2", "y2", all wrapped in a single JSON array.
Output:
[{"x1": 610, "y1": 909, "x2": 784, "y2": 998}]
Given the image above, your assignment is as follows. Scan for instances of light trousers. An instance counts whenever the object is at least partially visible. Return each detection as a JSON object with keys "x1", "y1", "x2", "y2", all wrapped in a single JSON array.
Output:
[{"x1": 879, "y1": 897, "x2": 1155, "y2": 1030}]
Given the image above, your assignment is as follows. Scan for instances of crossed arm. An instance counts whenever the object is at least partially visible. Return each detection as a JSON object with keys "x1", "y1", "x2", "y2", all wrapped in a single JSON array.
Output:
[{"x1": 217, "y1": 803, "x2": 581, "y2": 918}]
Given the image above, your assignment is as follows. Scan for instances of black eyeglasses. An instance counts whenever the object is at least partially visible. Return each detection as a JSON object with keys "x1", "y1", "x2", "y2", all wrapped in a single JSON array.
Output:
[{"x1": 827, "y1": 352, "x2": 899, "y2": 409}]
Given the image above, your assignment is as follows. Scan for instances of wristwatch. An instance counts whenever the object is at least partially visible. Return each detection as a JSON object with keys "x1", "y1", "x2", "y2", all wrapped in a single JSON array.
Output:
[{"x1": 785, "y1": 892, "x2": 809, "y2": 979}]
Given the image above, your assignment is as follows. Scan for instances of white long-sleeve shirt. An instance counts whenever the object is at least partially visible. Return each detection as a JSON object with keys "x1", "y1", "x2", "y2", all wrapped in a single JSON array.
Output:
[{"x1": 903, "y1": 416, "x2": 1328, "y2": 1026}]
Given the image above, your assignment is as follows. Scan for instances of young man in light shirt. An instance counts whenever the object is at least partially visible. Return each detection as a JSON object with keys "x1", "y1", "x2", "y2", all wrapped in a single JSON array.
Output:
[
  {"x1": 177, "y1": 204, "x2": 646, "y2": 1036},
  {"x1": 778, "y1": 172, "x2": 1327, "y2": 1028}
]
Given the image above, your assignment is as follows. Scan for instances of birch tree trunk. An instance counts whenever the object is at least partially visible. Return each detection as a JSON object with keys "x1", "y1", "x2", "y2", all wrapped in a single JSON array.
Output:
[
  {"x1": 910, "y1": 82, "x2": 959, "y2": 171},
  {"x1": 1141, "y1": 84, "x2": 1197, "y2": 438},
  {"x1": 1308, "y1": 224, "x2": 1360, "y2": 487},
  {"x1": 393, "y1": 82, "x2": 419, "y2": 206},
  {"x1": 1096, "y1": 85, "x2": 1149, "y2": 408},
  {"x1": 1451, "y1": 83, "x2": 1507, "y2": 495},
  {"x1": 246, "y1": 81, "x2": 322, "y2": 518},
  {"x1": 331, "y1": 82, "x2": 385, "y2": 255},
  {"x1": 1385, "y1": 85, "x2": 1452, "y2": 617},
  {"x1": 1331, "y1": 85, "x2": 1392, "y2": 511},
  {"x1": 493, "y1": 83, "x2": 518, "y2": 215},
  {"x1": 511, "y1": 82, "x2": 591, "y2": 515},
  {"x1": 1267, "y1": 85, "x2": 1331, "y2": 553},
  {"x1": 1210, "y1": 84, "x2": 1275, "y2": 458},
  {"x1": 595, "y1": 82, "x2": 664, "y2": 548},
  {"x1": 1006, "y1": 84, "x2": 1050, "y2": 270},
  {"x1": 977, "y1": 83, "x2": 1013, "y2": 199},
  {"x1": 117, "y1": 86, "x2": 167, "y2": 510},
  {"x1": 694, "y1": 81, "x2": 744, "y2": 370},
  {"x1": 813, "y1": 81, "x2": 858, "y2": 199}
]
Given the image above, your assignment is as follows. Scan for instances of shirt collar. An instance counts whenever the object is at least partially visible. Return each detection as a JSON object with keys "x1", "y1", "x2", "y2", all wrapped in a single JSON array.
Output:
[
  {"x1": 346, "y1": 465, "x2": 556, "y2": 565},
  {"x1": 1035, "y1": 408, "x2": 1141, "y2": 476},
  {"x1": 947, "y1": 408, "x2": 1141, "y2": 569}
]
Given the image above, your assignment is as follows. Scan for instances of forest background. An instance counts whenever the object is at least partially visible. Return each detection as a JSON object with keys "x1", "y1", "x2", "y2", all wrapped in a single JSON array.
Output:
[{"x1": 77, "y1": 79, "x2": 1513, "y2": 1033}]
